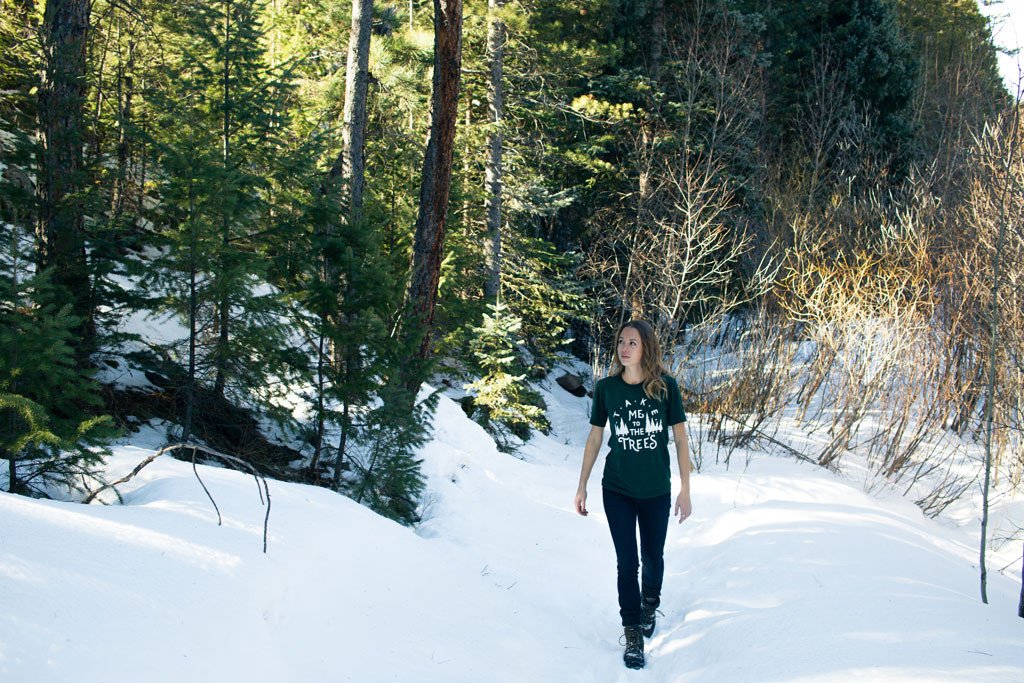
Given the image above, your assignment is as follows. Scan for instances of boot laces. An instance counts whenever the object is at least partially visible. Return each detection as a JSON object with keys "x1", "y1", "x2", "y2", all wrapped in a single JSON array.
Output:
[{"x1": 621, "y1": 627, "x2": 643, "y2": 649}]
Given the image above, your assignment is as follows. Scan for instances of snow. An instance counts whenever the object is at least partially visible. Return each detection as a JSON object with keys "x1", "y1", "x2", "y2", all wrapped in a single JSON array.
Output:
[
  {"x1": 2, "y1": 373, "x2": 1023, "y2": 682},
  {"x1": 979, "y1": 0, "x2": 1024, "y2": 95}
]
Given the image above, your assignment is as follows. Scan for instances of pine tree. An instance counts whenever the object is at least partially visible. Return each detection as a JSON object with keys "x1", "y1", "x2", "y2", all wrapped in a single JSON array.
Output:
[
  {"x1": 0, "y1": 13, "x2": 114, "y2": 495},
  {"x1": 349, "y1": 379, "x2": 433, "y2": 525},
  {"x1": 0, "y1": 0, "x2": 39, "y2": 134},
  {"x1": 83, "y1": 0, "x2": 167, "y2": 348},
  {"x1": 0, "y1": 224, "x2": 114, "y2": 495},
  {"x1": 744, "y1": 0, "x2": 917, "y2": 174},
  {"x1": 465, "y1": 301, "x2": 549, "y2": 451},
  {"x1": 265, "y1": 3, "x2": 434, "y2": 520},
  {"x1": 501, "y1": 230, "x2": 586, "y2": 373},
  {"x1": 300, "y1": 199, "x2": 401, "y2": 488},
  {"x1": 142, "y1": 0, "x2": 304, "y2": 455}
]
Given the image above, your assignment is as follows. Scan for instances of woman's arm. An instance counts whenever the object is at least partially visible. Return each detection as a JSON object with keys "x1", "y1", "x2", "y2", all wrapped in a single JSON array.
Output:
[
  {"x1": 672, "y1": 422, "x2": 692, "y2": 524},
  {"x1": 574, "y1": 424, "x2": 605, "y2": 516}
]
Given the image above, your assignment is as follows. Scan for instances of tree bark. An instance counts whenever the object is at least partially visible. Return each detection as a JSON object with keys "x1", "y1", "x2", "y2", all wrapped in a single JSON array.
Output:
[
  {"x1": 341, "y1": 0, "x2": 373, "y2": 225},
  {"x1": 213, "y1": 0, "x2": 234, "y2": 401},
  {"x1": 110, "y1": 21, "x2": 137, "y2": 223},
  {"x1": 310, "y1": 329, "x2": 327, "y2": 479},
  {"x1": 648, "y1": 0, "x2": 665, "y2": 80},
  {"x1": 404, "y1": 0, "x2": 463, "y2": 383},
  {"x1": 36, "y1": 0, "x2": 93, "y2": 347},
  {"x1": 182, "y1": 185, "x2": 198, "y2": 445},
  {"x1": 980, "y1": 106, "x2": 1021, "y2": 605},
  {"x1": 1018, "y1": 539, "x2": 1023, "y2": 618},
  {"x1": 1019, "y1": 539, "x2": 1024, "y2": 618},
  {"x1": 483, "y1": 0, "x2": 506, "y2": 301},
  {"x1": 333, "y1": 392, "x2": 352, "y2": 491}
]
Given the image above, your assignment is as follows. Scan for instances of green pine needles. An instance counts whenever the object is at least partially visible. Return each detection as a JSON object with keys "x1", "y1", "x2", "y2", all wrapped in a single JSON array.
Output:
[
  {"x1": 0, "y1": 231, "x2": 115, "y2": 495},
  {"x1": 465, "y1": 302, "x2": 550, "y2": 452},
  {"x1": 142, "y1": 0, "x2": 305, "y2": 450}
]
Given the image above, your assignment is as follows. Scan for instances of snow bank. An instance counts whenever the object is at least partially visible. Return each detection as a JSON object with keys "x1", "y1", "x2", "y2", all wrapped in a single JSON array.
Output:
[{"x1": 1, "y1": 371, "x2": 1023, "y2": 682}]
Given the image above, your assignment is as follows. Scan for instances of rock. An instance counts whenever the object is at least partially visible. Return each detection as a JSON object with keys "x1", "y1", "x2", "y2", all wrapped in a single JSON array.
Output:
[
  {"x1": 143, "y1": 370, "x2": 171, "y2": 388},
  {"x1": 556, "y1": 372, "x2": 587, "y2": 397}
]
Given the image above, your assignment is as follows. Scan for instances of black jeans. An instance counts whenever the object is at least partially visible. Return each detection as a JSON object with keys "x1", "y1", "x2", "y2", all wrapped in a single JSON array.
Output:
[{"x1": 602, "y1": 487, "x2": 672, "y2": 627}]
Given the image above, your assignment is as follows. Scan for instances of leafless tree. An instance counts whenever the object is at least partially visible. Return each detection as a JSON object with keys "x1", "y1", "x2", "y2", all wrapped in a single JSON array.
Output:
[{"x1": 964, "y1": 104, "x2": 1024, "y2": 604}]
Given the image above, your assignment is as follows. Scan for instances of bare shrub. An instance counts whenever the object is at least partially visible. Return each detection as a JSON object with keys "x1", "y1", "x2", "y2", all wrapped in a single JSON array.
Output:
[
  {"x1": 676, "y1": 306, "x2": 800, "y2": 466},
  {"x1": 961, "y1": 111, "x2": 1024, "y2": 488},
  {"x1": 580, "y1": 0, "x2": 768, "y2": 360},
  {"x1": 778, "y1": 193, "x2": 936, "y2": 468}
]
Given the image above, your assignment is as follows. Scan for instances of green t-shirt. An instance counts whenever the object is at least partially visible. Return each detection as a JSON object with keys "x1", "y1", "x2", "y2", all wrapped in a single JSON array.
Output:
[{"x1": 590, "y1": 373, "x2": 686, "y2": 499}]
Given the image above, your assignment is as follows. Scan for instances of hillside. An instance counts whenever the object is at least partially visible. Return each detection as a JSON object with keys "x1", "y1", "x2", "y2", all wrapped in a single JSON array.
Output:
[{"x1": 2, "y1": 374, "x2": 1023, "y2": 682}]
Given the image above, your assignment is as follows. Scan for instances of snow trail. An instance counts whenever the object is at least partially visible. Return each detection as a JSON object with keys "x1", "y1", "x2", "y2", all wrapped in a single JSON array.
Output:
[{"x1": 1, "y1": 374, "x2": 1023, "y2": 682}]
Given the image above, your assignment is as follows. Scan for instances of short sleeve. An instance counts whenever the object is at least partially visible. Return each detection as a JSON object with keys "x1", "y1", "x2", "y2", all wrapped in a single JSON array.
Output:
[
  {"x1": 665, "y1": 376, "x2": 686, "y2": 425},
  {"x1": 589, "y1": 379, "x2": 607, "y2": 427}
]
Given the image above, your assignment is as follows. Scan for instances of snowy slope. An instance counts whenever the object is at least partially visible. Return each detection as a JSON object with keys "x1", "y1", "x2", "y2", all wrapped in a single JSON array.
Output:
[{"x1": 2, "y1": 379, "x2": 1024, "y2": 682}]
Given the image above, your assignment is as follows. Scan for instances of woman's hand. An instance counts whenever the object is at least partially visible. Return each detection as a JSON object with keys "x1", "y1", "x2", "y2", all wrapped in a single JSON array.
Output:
[
  {"x1": 674, "y1": 490, "x2": 692, "y2": 524},
  {"x1": 575, "y1": 425, "x2": 604, "y2": 517},
  {"x1": 574, "y1": 489, "x2": 588, "y2": 516}
]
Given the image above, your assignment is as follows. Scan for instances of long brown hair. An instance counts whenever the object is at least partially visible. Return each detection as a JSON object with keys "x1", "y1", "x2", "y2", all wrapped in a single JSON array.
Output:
[{"x1": 609, "y1": 319, "x2": 668, "y2": 400}]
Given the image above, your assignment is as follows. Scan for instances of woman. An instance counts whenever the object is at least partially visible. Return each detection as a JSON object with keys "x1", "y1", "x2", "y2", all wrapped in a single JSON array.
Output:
[{"x1": 574, "y1": 319, "x2": 692, "y2": 670}]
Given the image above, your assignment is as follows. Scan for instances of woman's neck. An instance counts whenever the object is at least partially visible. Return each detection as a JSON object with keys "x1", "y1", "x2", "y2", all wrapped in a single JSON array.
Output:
[{"x1": 621, "y1": 366, "x2": 645, "y2": 385}]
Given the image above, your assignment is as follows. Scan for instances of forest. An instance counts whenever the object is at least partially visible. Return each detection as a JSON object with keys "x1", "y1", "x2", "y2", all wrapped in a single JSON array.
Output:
[{"x1": 0, "y1": 0, "x2": 1021, "y2": 560}]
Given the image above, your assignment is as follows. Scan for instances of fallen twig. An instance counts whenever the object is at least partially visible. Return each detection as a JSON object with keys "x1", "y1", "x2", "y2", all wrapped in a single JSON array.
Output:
[
  {"x1": 84, "y1": 442, "x2": 272, "y2": 553},
  {"x1": 718, "y1": 411, "x2": 819, "y2": 466}
]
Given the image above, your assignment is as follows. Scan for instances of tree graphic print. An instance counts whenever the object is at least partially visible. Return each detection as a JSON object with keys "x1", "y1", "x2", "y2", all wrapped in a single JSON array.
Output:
[{"x1": 611, "y1": 397, "x2": 662, "y2": 453}]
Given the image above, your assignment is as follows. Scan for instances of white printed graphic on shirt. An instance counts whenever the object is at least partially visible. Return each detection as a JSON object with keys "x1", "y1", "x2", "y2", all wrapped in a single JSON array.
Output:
[{"x1": 611, "y1": 397, "x2": 662, "y2": 453}]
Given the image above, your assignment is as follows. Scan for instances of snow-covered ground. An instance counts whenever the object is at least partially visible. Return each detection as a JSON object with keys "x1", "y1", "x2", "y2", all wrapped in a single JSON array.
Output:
[{"x1": 2, "y1": 373, "x2": 1023, "y2": 682}]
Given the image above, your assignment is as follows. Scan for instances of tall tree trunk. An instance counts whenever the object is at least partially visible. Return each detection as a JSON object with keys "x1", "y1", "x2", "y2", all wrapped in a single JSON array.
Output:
[
  {"x1": 36, "y1": 0, "x2": 93, "y2": 349},
  {"x1": 310, "y1": 1, "x2": 374, "y2": 479},
  {"x1": 483, "y1": 0, "x2": 506, "y2": 301},
  {"x1": 404, "y1": 0, "x2": 463, "y2": 389},
  {"x1": 110, "y1": 23, "x2": 137, "y2": 223},
  {"x1": 333, "y1": 372, "x2": 353, "y2": 491},
  {"x1": 341, "y1": 0, "x2": 373, "y2": 225},
  {"x1": 182, "y1": 184, "x2": 199, "y2": 445},
  {"x1": 1019, "y1": 540, "x2": 1024, "y2": 618},
  {"x1": 309, "y1": 329, "x2": 327, "y2": 479},
  {"x1": 648, "y1": 0, "x2": 665, "y2": 80},
  {"x1": 214, "y1": 0, "x2": 234, "y2": 401},
  {"x1": 324, "y1": 0, "x2": 373, "y2": 223},
  {"x1": 981, "y1": 105, "x2": 1021, "y2": 604}
]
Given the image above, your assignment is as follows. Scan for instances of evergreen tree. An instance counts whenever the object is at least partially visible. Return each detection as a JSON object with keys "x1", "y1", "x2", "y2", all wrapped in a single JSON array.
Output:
[
  {"x1": 270, "y1": 3, "x2": 434, "y2": 520},
  {"x1": 0, "y1": 224, "x2": 114, "y2": 495},
  {"x1": 141, "y1": 0, "x2": 305, "y2": 454},
  {"x1": 895, "y1": 0, "x2": 1007, "y2": 200},
  {"x1": 298, "y1": 201, "x2": 435, "y2": 520},
  {"x1": 299, "y1": 197, "x2": 402, "y2": 488},
  {"x1": 350, "y1": 380, "x2": 433, "y2": 525},
  {"x1": 501, "y1": 230, "x2": 587, "y2": 372},
  {"x1": 0, "y1": 7, "x2": 114, "y2": 496},
  {"x1": 83, "y1": 0, "x2": 167, "y2": 345},
  {"x1": 745, "y1": 0, "x2": 917, "y2": 175},
  {"x1": 465, "y1": 301, "x2": 549, "y2": 451},
  {"x1": 0, "y1": 0, "x2": 39, "y2": 134}
]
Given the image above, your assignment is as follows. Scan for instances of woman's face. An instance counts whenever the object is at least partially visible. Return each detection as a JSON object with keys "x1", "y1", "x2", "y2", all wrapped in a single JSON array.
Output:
[{"x1": 617, "y1": 326, "x2": 644, "y2": 370}]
